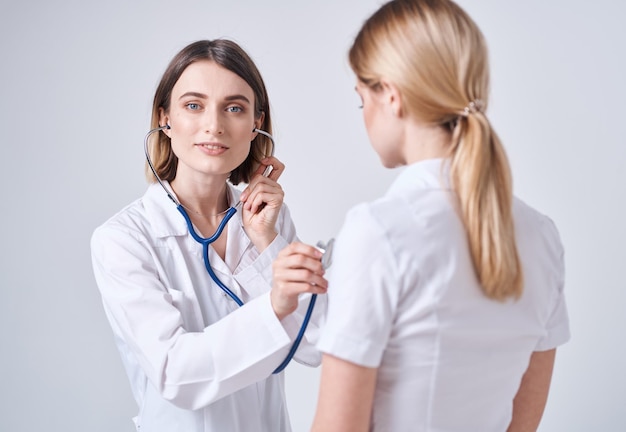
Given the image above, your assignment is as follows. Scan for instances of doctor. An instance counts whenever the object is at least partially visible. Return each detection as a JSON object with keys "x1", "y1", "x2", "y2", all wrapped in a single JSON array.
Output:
[{"x1": 90, "y1": 39, "x2": 327, "y2": 432}]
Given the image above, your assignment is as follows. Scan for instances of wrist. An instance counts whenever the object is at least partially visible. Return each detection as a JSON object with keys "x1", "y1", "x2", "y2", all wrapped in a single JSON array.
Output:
[
  {"x1": 270, "y1": 291, "x2": 295, "y2": 321},
  {"x1": 251, "y1": 230, "x2": 278, "y2": 253}
]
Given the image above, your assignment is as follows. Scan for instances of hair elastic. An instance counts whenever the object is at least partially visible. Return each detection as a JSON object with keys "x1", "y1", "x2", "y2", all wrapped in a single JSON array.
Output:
[{"x1": 461, "y1": 99, "x2": 483, "y2": 117}]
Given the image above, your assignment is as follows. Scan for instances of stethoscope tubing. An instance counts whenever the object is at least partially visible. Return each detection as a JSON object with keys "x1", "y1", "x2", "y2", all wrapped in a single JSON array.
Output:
[{"x1": 177, "y1": 205, "x2": 245, "y2": 307}]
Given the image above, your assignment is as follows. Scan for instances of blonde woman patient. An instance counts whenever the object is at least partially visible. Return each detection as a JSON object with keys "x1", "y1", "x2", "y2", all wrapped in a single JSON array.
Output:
[{"x1": 311, "y1": 0, "x2": 570, "y2": 431}]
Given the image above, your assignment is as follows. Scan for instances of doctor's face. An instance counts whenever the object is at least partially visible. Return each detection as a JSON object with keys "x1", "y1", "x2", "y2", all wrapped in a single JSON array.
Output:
[{"x1": 161, "y1": 60, "x2": 261, "y2": 181}]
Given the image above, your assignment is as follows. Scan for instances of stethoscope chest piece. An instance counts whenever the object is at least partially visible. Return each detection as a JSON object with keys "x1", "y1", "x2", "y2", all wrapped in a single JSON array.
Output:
[{"x1": 316, "y1": 238, "x2": 335, "y2": 270}]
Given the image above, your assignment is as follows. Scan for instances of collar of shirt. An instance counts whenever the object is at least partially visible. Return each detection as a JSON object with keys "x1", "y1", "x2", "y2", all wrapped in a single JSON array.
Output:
[
  {"x1": 141, "y1": 181, "x2": 251, "y2": 273},
  {"x1": 386, "y1": 157, "x2": 452, "y2": 198},
  {"x1": 142, "y1": 181, "x2": 243, "y2": 238}
]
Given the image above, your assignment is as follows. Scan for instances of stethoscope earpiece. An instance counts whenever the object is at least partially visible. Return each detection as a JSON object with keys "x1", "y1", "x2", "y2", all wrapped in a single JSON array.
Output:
[{"x1": 253, "y1": 128, "x2": 276, "y2": 159}]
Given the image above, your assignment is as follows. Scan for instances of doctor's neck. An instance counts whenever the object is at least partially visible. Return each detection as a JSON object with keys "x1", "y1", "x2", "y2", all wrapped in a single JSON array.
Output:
[{"x1": 170, "y1": 175, "x2": 231, "y2": 219}]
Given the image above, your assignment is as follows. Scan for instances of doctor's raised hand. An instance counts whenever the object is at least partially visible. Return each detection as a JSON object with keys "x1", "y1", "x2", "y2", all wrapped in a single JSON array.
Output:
[
  {"x1": 90, "y1": 39, "x2": 326, "y2": 432},
  {"x1": 241, "y1": 156, "x2": 327, "y2": 341},
  {"x1": 240, "y1": 155, "x2": 286, "y2": 251},
  {"x1": 239, "y1": 155, "x2": 328, "y2": 320}
]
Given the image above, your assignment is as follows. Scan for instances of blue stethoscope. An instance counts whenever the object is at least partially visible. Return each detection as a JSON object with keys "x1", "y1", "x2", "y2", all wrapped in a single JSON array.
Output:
[{"x1": 144, "y1": 125, "x2": 332, "y2": 374}]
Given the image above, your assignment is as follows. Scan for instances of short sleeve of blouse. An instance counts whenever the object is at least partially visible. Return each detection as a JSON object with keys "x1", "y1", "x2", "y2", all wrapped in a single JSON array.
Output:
[
  {"x1": 316, "y1": 203, "x2": 399, "y2": 368},
  {"x1": 535, "y1": 221, "x2": 570, "y2": 351}
]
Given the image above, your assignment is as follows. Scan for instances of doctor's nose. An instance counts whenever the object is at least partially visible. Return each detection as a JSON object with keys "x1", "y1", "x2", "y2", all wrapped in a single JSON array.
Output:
[{"x1": 203, "y1": 109, "x2": 224, "y2": 136}]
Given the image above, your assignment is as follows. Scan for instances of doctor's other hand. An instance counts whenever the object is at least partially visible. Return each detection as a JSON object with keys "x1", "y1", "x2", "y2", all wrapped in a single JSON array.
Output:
[
  {"x1": 271, "y1": 242, "x2": 328, "y2": 321},
  {"x1": 240, "y1": 156, "x2": 285, "y2": 251}
]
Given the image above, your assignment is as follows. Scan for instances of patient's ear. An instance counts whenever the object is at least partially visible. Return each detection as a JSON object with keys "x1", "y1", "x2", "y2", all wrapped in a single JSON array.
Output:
[{"x1": 380, "y1": 79, "x2": 403, "y2": 118}]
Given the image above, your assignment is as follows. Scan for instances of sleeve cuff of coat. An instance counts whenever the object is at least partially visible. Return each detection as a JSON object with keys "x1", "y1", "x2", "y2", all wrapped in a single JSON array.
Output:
[{"x1": 237, "y1": 235, "x2": 289, "y2": 286}]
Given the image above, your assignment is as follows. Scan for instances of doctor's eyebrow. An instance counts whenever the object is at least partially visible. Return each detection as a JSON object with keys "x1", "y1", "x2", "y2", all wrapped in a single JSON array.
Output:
[
  {"x1": 178, "y1": 92, "x2": 251, "y2": 104},
  {"x1": 179, "y1": 91, "x2": 207, "y2": 100},
  {"x1": 224, "y1": 94, "x2": 251, "y2": 104}
]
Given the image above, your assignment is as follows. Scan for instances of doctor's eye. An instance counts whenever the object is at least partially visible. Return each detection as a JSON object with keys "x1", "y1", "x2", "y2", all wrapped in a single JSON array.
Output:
[
  {"x1": 186, "y1": 103, "x2": 201, "y2": 110},
  {"x1": 226, "y1": 105, "x2": 243, "y2": 113}
]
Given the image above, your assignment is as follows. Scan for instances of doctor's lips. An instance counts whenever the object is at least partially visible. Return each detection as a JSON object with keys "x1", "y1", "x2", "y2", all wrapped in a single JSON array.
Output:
[{"x1": 196, "y1": 142, "x2": 229, "y2": 150}]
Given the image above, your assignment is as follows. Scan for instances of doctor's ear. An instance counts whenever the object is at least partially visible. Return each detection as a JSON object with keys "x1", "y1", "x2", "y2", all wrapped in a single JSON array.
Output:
[
  {"x1": 251, "y1": 111, "x2": 266, "y2": 136},
  {"x1": 159, "y1": 109, "x2": 172, "y2": 137}
]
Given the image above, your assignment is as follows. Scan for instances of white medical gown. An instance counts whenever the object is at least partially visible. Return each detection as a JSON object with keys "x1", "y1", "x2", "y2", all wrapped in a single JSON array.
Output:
[{"x1": 91, "y1": 181, "x2": 324, "y2": 432}]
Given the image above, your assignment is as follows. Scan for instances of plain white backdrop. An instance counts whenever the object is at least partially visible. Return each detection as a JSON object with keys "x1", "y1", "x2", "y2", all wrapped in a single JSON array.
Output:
[{"x1": 1, "y1": 1, "x2": 624, "y2": 431}]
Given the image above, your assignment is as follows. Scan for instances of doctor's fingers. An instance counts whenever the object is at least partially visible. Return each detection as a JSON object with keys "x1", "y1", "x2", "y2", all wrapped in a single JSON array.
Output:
[
  {"x1": 242, "y1": 182, "x2": 284, "y2": 213},
  {"x1": 270, "y1": 278, "x2": 325, "y2": 320},
  {"x1": 272, "y1": 269, "x2": 328, "y2": 294},
  {"x1": 274, "y1": 249, "x2": 325, "y2": 276},
  {"x1": 278, "y1": 241, "x2": 324, "y2": 261},
  {"x1": 240, "y1": 174, "x2": 282, "y2": 203},
  {"x1": 253, "y1": 156, "x2": 285, "y2": 182}
]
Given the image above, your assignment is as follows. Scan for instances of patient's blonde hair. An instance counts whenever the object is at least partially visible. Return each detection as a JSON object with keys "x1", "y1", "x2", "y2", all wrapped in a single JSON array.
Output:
[{"x1": 349, "y1": 0, "x2": 523, "y2": 300}]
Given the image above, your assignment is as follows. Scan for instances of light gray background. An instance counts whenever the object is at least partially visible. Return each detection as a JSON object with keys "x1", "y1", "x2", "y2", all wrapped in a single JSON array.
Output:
[{"x1": 1, "y1": 1, "x2": 624, "y2": 431}]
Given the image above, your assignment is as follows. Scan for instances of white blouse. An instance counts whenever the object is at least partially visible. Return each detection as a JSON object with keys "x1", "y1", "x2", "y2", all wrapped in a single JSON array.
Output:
[{"x1": 317, "y1": 158, "x2": 569, "y2": 431}]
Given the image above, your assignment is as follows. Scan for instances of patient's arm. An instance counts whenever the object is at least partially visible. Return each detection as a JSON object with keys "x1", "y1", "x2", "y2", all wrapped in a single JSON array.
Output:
[
  {"x1": 310, "y1": 353, "x2": 378, "y2": 432},
  {"x1": 507, "y1": 348, "x2": 557, "y2": 432}
]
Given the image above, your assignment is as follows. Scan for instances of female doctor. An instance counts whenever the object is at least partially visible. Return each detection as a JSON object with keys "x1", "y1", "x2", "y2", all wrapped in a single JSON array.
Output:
[{"x1": 90, "y1": 39, "x2": 327, "y2": 432}]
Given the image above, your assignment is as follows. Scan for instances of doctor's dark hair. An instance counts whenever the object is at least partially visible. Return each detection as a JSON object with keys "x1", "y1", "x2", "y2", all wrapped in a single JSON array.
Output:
[
  {"x1": 145, "y1": 39, "x2": 273, "y2": 185},
  {"x1": 349, "y1": 0, "x2": 522, "y2": 301}
]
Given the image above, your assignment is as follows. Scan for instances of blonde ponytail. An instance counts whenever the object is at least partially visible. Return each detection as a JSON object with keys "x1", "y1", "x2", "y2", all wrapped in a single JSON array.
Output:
[
  {"x1": 349, "y1": 0, "x2": 523, "y2": 300},
  {"x1": 449, "y1": 107, "x2": 523, "y2": 300}
]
